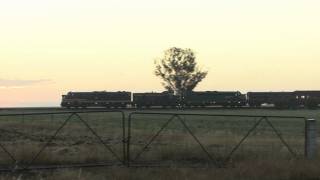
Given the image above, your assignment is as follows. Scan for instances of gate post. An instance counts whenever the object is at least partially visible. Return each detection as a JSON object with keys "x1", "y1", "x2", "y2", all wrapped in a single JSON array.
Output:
[{"x1": 305, "y1": 118, "x2": 317, "y2": 159}]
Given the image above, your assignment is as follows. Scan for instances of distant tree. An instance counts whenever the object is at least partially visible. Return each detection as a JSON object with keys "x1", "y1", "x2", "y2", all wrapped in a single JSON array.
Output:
[{"x1": 155, "y1": 47, "x2": 208, "y2": 98}]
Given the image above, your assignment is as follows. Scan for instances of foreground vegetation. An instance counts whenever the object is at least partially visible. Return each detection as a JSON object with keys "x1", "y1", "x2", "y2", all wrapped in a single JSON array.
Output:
[
  {"x1": 0, "y1": 108, "x2": 319, "y2": 179},
  {"x1": 1, "y1": 160, "x2": 320, "y2": 180}
]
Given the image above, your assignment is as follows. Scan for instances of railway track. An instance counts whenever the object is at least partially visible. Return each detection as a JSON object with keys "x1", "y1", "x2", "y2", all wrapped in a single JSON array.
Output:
[{"x1": 0, "y1": 106, "x2": 293, "y2": 112}]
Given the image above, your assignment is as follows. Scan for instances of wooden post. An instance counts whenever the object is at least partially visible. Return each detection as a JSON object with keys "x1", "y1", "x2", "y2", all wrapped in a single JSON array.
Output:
[{"x1": 305, "y1": 119, "x2": 317, "y2": 159}]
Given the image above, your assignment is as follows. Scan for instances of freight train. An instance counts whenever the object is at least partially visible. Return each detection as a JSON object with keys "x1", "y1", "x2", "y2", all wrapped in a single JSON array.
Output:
[{"x1": 61, "y1": 90, "x2": 320, "y2": 109}]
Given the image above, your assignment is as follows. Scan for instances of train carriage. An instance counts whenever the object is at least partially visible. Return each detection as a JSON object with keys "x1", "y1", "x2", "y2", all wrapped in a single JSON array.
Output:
[
  {"x1": 295, "y1": 91, "x2": 320, "y2": 108},
  {"x1": 184, "y1": 91, "x2": 246, "y2": 107},
  {"x1": 247, "y1": 92, "x2": 298, "y2": 108}
]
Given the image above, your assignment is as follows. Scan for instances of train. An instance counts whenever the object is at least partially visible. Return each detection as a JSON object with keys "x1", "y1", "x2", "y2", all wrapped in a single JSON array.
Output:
[{"x1": 61, "y1": 90, "x2": 320, "y2": 109}]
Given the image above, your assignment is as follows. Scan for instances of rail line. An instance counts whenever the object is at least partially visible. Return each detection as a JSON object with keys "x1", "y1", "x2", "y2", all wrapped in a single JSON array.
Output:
[{"x1": 0, "y1": 106, "x2": 306, "y2": 112}]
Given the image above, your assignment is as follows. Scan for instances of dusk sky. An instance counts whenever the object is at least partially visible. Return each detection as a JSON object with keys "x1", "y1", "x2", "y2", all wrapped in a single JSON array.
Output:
[{"x1": 1, "y1": 0, "x2": 320, "y2": 107}]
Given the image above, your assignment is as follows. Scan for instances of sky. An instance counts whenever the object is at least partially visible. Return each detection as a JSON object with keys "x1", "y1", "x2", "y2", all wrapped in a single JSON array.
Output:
[{"x1": 0, "y1": 0, "x2": 320, "y2": 107}]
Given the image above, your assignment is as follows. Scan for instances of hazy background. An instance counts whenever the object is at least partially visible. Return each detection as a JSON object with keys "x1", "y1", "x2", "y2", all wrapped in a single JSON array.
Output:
[{"x1": 0, "y1": 0, "x2": 319, "y2": 107}]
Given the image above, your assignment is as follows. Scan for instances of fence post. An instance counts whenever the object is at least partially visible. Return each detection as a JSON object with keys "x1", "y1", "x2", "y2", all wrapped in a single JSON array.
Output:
[{"x1": 305, "y1": 118, "x2": 317, "y2": 159}]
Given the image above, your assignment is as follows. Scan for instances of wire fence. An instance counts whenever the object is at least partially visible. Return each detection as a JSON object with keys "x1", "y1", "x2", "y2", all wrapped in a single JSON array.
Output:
[
  {"x1": 0, "y1": 110, "x2": 125, "y2": 172},
  {"x1": 127, "y1": 112, "x2": 306, "y2": 167},
  {"x1": 0, "y1": 110, "x2": 315, "y2": 171}
]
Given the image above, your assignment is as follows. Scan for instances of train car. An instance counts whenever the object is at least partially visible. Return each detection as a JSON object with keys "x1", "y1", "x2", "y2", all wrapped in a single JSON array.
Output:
[
  {"x1": 184, "y1": 91, "x2": 247, "y2": 107},
  {"x1": 61, "y1": 91, "x2": 131, "y2": 108},
  {"x1": 133, "y1": 92, "x2": 179, "y2": 108},
  {"x1": 295, "y1": 91, "x2": 320, "y2": 108},
  {"x1": 247, "y1": 92, "x2": 298, "y2": 108}
]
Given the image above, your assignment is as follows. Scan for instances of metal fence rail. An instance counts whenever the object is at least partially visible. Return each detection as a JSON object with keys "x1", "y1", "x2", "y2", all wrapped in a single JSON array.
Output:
[{"x1": 0, "y1": 110, "x2": 126, "y2": 172}]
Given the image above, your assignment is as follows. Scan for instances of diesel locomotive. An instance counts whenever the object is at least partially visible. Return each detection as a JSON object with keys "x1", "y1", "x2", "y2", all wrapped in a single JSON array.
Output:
[
  {"x1": 61, "y1": 90, "x2": 320, "y2": 109},
  {"x1": 61, "y1": 91, "x2": 131, "y2": 108}
]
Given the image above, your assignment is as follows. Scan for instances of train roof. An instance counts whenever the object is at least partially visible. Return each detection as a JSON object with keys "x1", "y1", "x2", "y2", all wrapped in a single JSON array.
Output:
[
  {"x1": 191, "y1": 91, "x2": 241, "y2": 93},
  {"x1": 67, "y1": 91, "x2": 131, "y2": 94},
  {"x1": 133, "y1": 92, "x2": 171, "y2": 95},
  {"x1": 294, "y1": 90, "x2": 320, "y2": 93},
  {"x1": 247, "y1": 91, "x2": 293, "y2": 93}
]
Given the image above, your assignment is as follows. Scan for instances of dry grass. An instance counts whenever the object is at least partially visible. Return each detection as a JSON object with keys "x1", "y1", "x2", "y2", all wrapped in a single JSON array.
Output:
[
  {"x1": 0, "y1": 142, "x2": 123, "y2": 166},
  {"x1": 0, "y1": 109, "x2": 319, "y2": 179},
  {"x1": 1, "y1": 160, "x2": 320, "y2": 180}
]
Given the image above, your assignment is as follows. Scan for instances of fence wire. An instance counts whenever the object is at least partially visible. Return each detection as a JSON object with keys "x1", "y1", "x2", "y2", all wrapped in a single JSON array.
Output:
[
  {"x1": 0, "y1": 110, "x2": 125, "y2": 172},
  {"x1": 127, "y1": 112, "x2": 306, "y2": 167},
  {"x1": 0, "y1": 110, "x2": 310, "y2": 171}
]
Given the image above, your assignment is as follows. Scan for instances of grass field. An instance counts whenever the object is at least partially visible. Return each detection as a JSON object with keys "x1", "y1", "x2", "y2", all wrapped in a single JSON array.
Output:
[{"x1": 0, "y1": 108, "x2": 319, "y2": 179}]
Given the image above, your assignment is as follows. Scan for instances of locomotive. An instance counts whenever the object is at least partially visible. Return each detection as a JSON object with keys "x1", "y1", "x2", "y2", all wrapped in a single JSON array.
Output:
[
  {"x1": 133, "y1": 92, "x2": 178, "y2": 108},
  {"x1": 60, "y1": 90, "x2": 320, "y2": 109},
  {"x1": 61, "y1": 91, "x2": 131, "y2": 108}
]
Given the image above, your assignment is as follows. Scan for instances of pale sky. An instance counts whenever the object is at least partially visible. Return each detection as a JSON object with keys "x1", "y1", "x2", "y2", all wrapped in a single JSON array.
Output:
[{"x1": 0, "y1": 0, "x2": 320, "y2": 107}]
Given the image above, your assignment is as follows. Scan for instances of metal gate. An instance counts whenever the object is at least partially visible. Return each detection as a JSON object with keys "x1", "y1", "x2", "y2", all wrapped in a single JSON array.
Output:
[
  {"x1": 0, "y1": 110, "x2": 125, "y2": 172},
  {"x1": 0, "y1": 110, "x2": 310, "y2": 171},
  {"x1": 127, "y1": 112, "x2": 306, "y2": 167}
]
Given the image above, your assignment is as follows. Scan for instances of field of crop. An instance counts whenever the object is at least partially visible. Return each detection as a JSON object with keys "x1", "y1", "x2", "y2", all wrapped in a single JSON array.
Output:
[{"x1": 0, "y1": 108, "x2": 319, "y2": 180}]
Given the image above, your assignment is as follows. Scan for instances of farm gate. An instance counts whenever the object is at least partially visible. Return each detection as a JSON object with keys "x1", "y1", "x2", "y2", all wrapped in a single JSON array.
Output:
[
  {"x1": 127, "y1": 112, "x2": 308, "y2": 167},
  {"x1": 0, "y1": 110, "x2": 316, "y2": 172},
  {"x1": 0, "y1": 110, "x2": 125, "y2": 172}
]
